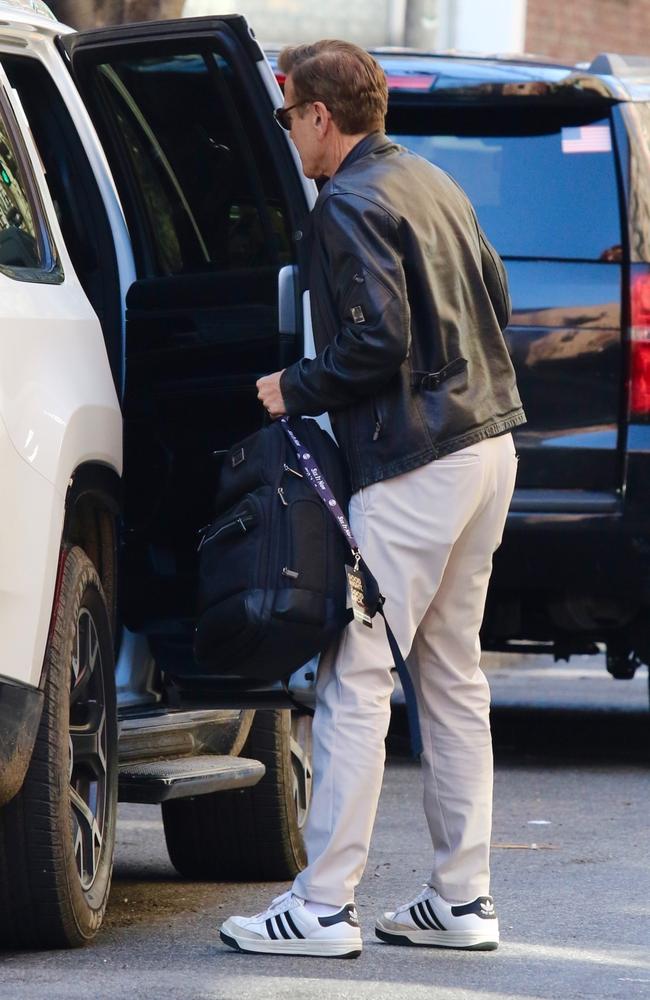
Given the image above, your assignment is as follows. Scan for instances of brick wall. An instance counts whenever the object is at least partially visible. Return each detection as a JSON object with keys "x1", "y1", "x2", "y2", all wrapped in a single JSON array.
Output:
[{"x1": 525, "y1": 0, "x2": 650, "y2": 65}]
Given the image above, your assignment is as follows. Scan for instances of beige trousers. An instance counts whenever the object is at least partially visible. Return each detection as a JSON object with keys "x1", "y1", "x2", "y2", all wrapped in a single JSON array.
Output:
[{"x1": 292, "y1": 432, "x2": 518, "y2": 907}]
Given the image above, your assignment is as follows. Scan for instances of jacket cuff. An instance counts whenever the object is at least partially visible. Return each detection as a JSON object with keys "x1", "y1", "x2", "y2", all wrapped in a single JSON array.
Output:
[{"x1": 280, "y1": 365, "x2": 316, "y2": 416}]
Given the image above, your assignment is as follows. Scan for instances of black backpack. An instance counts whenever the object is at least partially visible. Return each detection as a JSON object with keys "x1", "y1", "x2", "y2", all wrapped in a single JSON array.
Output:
[{"x1": 194, "y1": 418, "x2": 351, "y2": 680}]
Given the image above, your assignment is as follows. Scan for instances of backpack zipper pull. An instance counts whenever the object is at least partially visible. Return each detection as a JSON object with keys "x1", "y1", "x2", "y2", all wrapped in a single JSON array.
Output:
[
  {"x1": 277, "y1": 486, "x2": 288, "y2": 507},
  {"x1": 373, "y1": 420, "x2": 382, "y2": 442},
  {"x1": 283, "y1": 463, "x2": 304, "y2": 478}
]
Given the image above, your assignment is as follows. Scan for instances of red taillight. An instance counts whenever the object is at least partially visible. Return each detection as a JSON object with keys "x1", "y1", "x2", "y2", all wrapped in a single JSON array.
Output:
[
  {"x1": 632, "y1": 271, "x2": 650, "y2": 325},
  {"x1": 274, "y1": 69, "x2": 437, "y2": 92},
  {"x1": 386, "y1": 73, "x2": 437, "y2": 92},
  {"x1": 629, "y1": 273, "x2": 650, "y2": 417}
]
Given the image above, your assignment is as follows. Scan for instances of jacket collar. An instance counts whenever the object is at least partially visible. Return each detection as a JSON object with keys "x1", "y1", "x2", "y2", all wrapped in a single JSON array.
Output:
[{"x1": 334, "y1": 131, "x2": 395, "y2": 176}]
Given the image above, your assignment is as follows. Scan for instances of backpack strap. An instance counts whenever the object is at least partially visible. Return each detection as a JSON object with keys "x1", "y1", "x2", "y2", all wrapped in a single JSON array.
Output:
[
  {"x1": 280, "y1": 417, "x2": 422, "y2": 758},
  {"x1": 378, "y1": 607, "x2": 423, "y2": 758}
]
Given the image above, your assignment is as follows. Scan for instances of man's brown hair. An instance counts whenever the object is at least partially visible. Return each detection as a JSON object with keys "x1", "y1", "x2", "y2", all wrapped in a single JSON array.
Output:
[{"x1": 278, "y1": 40, "x2": 388, "y2": 135}]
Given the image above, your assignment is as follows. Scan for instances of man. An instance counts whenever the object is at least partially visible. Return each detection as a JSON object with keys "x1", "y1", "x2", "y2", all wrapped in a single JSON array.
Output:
[{"x1": 220, "y1": 40, "x2": 525, "y2": 959}]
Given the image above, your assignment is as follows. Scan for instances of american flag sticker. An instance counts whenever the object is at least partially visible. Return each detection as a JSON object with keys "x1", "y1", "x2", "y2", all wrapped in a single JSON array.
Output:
[{"x1": 561, "y1": 125, "x2": 612, "y2": 154}]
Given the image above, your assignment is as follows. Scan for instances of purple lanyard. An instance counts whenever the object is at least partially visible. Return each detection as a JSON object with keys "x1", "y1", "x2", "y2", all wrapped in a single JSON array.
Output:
[
  {"x1": 280, "y1": 418, "x2": 361, "y2": 569},
  {"x1": 280, "y1": 417, "x2": 423, "y2": 757}
]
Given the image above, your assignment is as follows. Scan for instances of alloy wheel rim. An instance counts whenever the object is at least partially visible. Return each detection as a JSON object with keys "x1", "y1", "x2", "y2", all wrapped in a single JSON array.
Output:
[
  {"x1": 290, "y1": 713, "x2": 313, "y2": 831},
  {"x1": 68, "y1": 606, "x2": 108, "y2": 891}
]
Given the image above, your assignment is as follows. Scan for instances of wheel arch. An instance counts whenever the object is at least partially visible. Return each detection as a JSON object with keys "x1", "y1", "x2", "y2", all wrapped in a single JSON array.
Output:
[{"x1": 62, "y1": 462, "x2": 122, "y2": 636}]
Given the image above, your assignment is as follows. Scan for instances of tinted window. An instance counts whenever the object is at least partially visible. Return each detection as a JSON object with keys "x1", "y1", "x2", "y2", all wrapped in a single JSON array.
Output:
[
  {"x1": 0, "y1": 108, "x2": 40, "y2": 270},
  {"x1": 92, "y1": 52, "x2": 293, "y2": 278},
  {"x1": 387, "y1": 106, "x2": 621, "y2": 260}
]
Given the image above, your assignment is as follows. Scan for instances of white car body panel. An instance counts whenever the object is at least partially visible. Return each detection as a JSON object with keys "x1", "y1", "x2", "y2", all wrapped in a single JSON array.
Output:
[
  {"x1": 0, "y1": 418, "x2": 64, "y2": 688},
  {"x1": 302, "y1": 289, "x2": 334, "y2": 438},
  {"x1": 0, "y1": 269, "x2": 122, "y2": 490}
]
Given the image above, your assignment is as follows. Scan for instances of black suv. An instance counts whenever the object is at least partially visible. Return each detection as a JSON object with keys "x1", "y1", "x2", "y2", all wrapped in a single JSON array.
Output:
[{"x1": 378, "y1": 50, "x2": 650, "y2": 689}]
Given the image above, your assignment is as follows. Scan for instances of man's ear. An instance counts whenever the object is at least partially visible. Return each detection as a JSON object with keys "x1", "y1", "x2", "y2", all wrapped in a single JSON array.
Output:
[{"x1": 312, "y1": 100, "x2": 330, "y2": 132}]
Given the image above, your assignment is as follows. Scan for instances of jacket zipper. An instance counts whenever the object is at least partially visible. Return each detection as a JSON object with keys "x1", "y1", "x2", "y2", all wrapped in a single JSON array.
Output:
[{"x1": 372, "y1": 398, "x2": 383, "y2": 441}]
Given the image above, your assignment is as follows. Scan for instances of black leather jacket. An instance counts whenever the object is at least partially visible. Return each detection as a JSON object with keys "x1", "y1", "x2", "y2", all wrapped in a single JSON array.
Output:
[{"x1": 280, "y1": 132, "x2": 526, "y2": 494}]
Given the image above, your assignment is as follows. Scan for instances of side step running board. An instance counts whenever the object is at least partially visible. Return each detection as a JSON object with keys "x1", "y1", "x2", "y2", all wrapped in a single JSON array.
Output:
[{"x1": 118, "y1": 754, "x2": 265, "y2": 804}]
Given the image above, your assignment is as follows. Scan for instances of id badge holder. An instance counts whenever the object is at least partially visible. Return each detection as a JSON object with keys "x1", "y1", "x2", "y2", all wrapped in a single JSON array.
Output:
[{"x1": 346, "y1": 552, "x2": 373, "y2": 628}]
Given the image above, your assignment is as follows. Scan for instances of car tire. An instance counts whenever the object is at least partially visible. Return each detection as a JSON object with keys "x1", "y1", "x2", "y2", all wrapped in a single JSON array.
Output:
[
  {"x1": 0, "y1": 546, "x2": 117, "y2": 949},
  {"x1": 162, "y1": 708, "x2": 312, "y2": 881}
]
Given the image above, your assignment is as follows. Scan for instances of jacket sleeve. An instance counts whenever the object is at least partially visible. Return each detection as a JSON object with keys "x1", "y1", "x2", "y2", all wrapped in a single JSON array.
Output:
[
  {"x1": 280, "y1": 192, "x2": 410, "y2": 416},
  {"x1": 479, "y1": 227, "x2": 511, "y2": 332}
]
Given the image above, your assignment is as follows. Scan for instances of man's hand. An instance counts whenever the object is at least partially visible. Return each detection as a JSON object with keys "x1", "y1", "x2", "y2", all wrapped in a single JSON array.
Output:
[{"x1": 256, "y1": 370, "x2": 287, "y2": 419}]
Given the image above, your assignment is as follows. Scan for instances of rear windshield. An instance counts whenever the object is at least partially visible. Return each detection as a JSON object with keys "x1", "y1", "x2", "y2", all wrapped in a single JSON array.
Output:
[{"x1": 386, "y1": 105, "x2": 622, "y2": 261}]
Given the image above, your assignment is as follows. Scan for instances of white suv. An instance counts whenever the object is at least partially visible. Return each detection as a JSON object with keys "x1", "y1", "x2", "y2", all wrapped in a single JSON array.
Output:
[{"x1": 0, "y1": 0, "x2": 317, "y2": 948}]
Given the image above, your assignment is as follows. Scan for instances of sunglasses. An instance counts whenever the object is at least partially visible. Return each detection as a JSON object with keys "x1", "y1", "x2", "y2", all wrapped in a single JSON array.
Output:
[{"x1": 273, "y1": 101, "x2": 309, "y2": 131}]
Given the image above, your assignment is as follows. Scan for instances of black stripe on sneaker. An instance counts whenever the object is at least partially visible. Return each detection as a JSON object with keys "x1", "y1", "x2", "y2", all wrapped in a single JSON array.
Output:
[
  {"x1": 417, "y1": 902, "x2": 438, "y2": 929},
  {"x1": 410, "y1": 905, "x2": 428, "y2": 930},
  {"x1": 274, "y1": 914, "x2": 291, "y2": 940},
  {"x1": 265, "y1": 918, "x2": 277, "y2": 940},
  {"x1": 284, "y1": 911, "x2": 304, "y2": 939},
  {"x1": 424, "y1": 899, "x2": 446, "y2": 931}
]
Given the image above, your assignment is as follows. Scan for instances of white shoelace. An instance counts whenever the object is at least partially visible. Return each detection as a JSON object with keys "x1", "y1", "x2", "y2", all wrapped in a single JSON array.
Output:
[
  {"x1": 252, "y1": 890, "x2": 303, "y2": 921},
  {"x1": 396, "y1": 883, "x2": 435, "y2": 915}
]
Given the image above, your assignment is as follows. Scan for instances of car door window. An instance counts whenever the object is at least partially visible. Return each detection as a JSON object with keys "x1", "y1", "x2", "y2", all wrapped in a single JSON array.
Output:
[
  {"x1": 89, "y1": 50, "x2": 293, "y2": 279},
  {"x1": 0, "y1": 101, "x2": 41, "y2": 271}
]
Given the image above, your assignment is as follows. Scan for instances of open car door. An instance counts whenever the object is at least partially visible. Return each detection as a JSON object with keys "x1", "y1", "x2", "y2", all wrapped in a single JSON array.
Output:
[{"x1": 59, "y1": 17, "x2": 315, "y2": 676}]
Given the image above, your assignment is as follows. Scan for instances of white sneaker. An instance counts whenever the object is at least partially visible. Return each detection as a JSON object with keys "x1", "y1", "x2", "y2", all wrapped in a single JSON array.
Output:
[
  {"x1": 220, "y1": 891, "x2": 363, "y2": 958},
  {"x1": 376, "y1": 885, "x2": 499, "y2": 951}
]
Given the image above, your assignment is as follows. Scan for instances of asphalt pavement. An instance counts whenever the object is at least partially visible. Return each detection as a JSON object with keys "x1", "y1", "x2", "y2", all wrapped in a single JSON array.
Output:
[{"x1": 1, "y1": 652, "x2": 648, "y2": 1000}]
